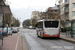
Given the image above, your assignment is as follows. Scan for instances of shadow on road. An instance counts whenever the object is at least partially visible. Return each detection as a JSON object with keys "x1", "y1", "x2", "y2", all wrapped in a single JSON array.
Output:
[{"x1": 40, "y1": 37, "x2": 61, "y2": 40}]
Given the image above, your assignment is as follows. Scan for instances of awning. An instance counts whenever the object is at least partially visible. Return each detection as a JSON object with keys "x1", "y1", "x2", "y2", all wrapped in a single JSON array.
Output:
[{"x1": 0, "y1": 5, "x2": 11, "y2": 14}]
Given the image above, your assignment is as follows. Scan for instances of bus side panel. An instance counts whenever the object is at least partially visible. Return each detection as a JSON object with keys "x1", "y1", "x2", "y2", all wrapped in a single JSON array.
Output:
[
  {"x1": 43, "y1": 33, "x2": 60, "y2": 37},
  {"x1": 38, "y1": 31, "x2": 40, "y2": 37},
  {"x1": 40, "y1": 30, "x2": 43, "y2": 37}
]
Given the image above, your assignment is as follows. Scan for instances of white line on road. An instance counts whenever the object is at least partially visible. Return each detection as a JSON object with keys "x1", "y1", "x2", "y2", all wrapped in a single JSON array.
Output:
[{"x1": 15, "y1": 36, "x2": 19, "y2": 50}]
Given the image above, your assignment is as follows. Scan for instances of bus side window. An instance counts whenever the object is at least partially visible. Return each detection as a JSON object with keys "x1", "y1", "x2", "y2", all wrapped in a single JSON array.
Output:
[{"x1": 39, "y1": 22, "x2": 43, "y2": 29}]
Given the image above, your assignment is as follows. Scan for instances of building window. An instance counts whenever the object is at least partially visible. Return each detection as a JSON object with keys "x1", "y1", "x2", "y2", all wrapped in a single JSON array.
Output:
[
  {"x1": 63, "y1": 7, "x2": 65, "y2": 11},
  {"x1": 60, "y1": 2, "x2": 63, "y2": 5},
  {"x1": 65, "y1": 0, "x2": 69, "y2": 2},
  {"x1": 73, "y1": 11, "x2": 75, "y2": 16},
  {"x1": 73, "y1": 3, "x2": 75, "y2": 8}
]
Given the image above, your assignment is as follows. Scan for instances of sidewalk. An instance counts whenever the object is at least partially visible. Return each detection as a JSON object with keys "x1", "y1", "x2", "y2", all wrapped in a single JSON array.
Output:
[
  {"x1": 0, "y1": 35, "x2": 21, "y2": 50},
  {"x1": 60, "y1": 32, "x2": 75, "y2": 43}
]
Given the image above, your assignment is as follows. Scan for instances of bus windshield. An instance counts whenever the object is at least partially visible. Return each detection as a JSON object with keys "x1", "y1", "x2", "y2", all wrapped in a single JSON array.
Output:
[{"x1": 45, "y1": 21, "x2": 59, "y2": 28}]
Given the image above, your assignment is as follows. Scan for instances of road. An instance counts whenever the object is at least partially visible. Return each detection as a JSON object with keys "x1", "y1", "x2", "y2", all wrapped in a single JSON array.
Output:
[{"x1": 20, "y1": 29, "x2": 75, "y2": 50}]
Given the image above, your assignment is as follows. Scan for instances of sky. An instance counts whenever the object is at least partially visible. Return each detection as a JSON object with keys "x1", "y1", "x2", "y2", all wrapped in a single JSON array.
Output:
[{"x1": 6, "y1": 0, "x2": 59, "y2": 27}]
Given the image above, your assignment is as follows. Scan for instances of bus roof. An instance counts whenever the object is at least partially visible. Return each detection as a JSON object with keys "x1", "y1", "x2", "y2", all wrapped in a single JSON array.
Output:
[{"x1": 37, "y1": 19, "x2": 60, "y2": 22}]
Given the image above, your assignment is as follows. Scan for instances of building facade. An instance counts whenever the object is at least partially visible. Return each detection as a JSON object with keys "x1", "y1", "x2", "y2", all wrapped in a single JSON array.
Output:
[
  {"x1": 31, "y1": 11, "x2": 39, "y2": 25},
  {"x1": 46, "y1": 5, "x2": 59, "y2": 19},
  {"x1": 64, "y1": 0, "x2": 75, "y2": 20},
  {"x1": 59, "y1": 0, "x2": 75, "y2": 27},
  {"x1": 0, "y1": 0, "x2": 12, "y2": 27},
  {"x1": 31, "y1": 11, "x2": 39, "y2": 20}
]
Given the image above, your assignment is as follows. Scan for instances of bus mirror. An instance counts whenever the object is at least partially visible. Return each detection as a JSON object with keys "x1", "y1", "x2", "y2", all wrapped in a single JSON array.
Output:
[{"x1": 35, "y1": 24, "x2": 37, "y2": 27}]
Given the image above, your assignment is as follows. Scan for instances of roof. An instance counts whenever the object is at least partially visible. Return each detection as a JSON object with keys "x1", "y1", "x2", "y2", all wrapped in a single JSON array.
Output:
[
  {"x1": 51, "y1": 5, "x2": 59, "y2": 10},
  {"x1": 48, "y1": 5, "x2": 59, "y2": 10}
]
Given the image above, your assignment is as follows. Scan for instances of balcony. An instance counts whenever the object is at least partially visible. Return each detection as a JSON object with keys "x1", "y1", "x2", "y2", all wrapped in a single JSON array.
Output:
[
  {"x1": 65, "y1": 14, "x2": 69, "y2": 20},
  {"x1": 64, "y1": 1, "x2": 69, "y2": 6},
  {"x1": 64, "y1": 9, "x2": 69, "y2": 13},
  {"x1": 65, "y1": 17, "x2": 69, "y2": 20},
  {"x1": 64, "y1": 7, "x2": 69, "y2": 13},
  {"x1": 50, "y1": 11, "x2": 58, "y2": 14}
]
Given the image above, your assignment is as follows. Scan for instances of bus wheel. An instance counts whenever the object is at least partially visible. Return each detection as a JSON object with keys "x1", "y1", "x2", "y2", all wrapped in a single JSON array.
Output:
[{"x1": 37, "y1": 35, "x2": 39, "y2": 37}]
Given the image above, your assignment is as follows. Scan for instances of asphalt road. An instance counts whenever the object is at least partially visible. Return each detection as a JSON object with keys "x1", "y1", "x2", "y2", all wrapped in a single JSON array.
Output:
[{"x1": 20, "y1": 29, "x2": 75, "y2": 50}]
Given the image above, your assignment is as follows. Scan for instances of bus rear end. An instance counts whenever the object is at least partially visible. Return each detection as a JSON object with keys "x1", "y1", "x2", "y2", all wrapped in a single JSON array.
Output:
[{"x1": 43, "y1": 19, "x2": 60, "y2": 38}]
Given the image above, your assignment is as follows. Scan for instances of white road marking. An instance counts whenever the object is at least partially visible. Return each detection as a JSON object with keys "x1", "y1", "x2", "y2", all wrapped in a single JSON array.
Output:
[{"x1": 15, "y1": 36, "x2": 19, "y2": 50}]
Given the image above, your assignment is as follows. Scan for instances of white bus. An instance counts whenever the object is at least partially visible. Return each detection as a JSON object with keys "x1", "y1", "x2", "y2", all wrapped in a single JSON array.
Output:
[{"x1": 36, "y1": 19, "x2": 60, "y2": 38}]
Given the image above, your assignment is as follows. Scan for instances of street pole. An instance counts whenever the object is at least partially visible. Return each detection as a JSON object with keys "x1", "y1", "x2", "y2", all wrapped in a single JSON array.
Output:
[
  {"x1": 1, "y1": 6, "x2": 4, "y2": 46},
  {"x1": 6, "y1": 24, "x2": 8, "y2": 36},
  {"x1": 47, "y1": 12, "x2": 48, "y2": 19},
  {"x1": 58, "y1": 1, "x2": 61, "y2": 32}
]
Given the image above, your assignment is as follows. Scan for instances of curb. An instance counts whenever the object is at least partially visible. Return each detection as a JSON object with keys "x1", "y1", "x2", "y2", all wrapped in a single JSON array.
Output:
[{"x1": 60, "y1": 37, "x2": 75, "y2": 44}]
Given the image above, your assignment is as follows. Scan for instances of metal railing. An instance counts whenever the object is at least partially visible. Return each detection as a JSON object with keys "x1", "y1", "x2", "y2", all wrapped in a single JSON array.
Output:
[{"x1": 66, "y1": 31, "x2": 71, "y2": 37}]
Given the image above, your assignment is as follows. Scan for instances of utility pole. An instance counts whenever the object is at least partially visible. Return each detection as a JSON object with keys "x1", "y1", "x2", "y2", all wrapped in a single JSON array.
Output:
[
  {"x1": 59, "y1": 0, "x2": 61, "y2": 31},
  {"x1": 47, "y1": 12, "x2": 48, "y2": 19}
]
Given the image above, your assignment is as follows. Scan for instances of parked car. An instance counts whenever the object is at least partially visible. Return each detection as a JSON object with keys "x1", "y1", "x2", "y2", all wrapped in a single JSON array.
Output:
[
  {"x1": 32, "y1": 27, "x2": 36, "y2": 29},
  {"x1": 12, "y1": 27, "x2": 18, "y2": 33},
  {"x1": 0, "y1": 28, "x2": 2, "y2": 35},
  {"x1": 28, "y1": 26, "x2": 33, "y2": 29},
  {"x1": 2, "y1": 27, "x2": 12, "y2": 36},
  {"x1": 15, "y1": 27, "x2": 19, "y2": 32}
]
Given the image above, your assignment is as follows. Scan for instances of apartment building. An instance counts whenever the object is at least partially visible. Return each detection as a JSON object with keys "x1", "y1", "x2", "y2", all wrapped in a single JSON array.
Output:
[
  {"x1": 64, "y1": 0, "x2": 75, "y2": 20},
  {"x1": 46, "y1": 5, "x2": 59, "y2": 19},
  {"x1": 31, "y1": 11, "x2": 39, "y2": 20},
  {"x1": 59, "y1": 0, "x2": 75, "y2": 28},
  {"x1": 31, "y1": 11, "x2": 39, "y2": 26},
  {"x1": 59, "y1": 0, "x2": 75, "y2": 20},
  {"x1": 59, "y1": 0, "x2": 75, "y2": 38}
]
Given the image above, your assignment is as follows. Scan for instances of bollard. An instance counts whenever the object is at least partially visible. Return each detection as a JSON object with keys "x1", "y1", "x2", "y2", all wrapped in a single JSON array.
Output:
[{"x1": 2, "y1": 36, "x2": 3, "y2": 46}]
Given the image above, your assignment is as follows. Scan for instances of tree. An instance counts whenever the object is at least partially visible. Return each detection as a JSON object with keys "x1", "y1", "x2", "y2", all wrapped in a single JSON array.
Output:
[
  {"x1": 23, "y1": 19, "x2": 31, "y2": 27},
  {"x1": 11, "y1": 18, "x2": 20, "y2": 27},
  {"x1": 16, "y1": 19, "x2": 20, "y2": 27},
  {"x1": 32, "y1": 18, "x2": 37, "y2": 27}
]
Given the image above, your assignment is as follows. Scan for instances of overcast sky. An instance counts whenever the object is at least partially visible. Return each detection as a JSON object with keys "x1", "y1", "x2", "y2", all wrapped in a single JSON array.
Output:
[{"x1": 6, "y1": 0, "x2": 59, "y2": 27}]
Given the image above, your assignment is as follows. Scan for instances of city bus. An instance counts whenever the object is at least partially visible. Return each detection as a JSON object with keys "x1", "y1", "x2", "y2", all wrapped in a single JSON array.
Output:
[{"x1": 36, "y1": 19, "x2": 60, "y2": 38}]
